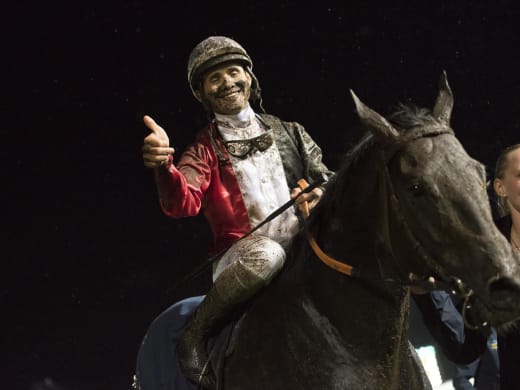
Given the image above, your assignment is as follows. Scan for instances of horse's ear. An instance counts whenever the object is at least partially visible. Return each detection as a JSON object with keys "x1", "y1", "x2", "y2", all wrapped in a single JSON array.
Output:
[
  {"x1": 350, "y1": 90, "x2": 400, "y2": 143},
  {"x1": 432, "y1": 70, "x2": 454, "y2": 127}
]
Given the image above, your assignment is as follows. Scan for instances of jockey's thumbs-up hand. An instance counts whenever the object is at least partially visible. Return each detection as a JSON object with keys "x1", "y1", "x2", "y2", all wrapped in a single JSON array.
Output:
[{"x1": 142, "y1": 115, "x2": 175, "y2": 168}]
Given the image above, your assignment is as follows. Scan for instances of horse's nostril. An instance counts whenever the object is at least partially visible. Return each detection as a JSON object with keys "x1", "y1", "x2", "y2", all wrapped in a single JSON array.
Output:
[{"x1": 489, "y1": 277, "x2": 520, "y2": 309}]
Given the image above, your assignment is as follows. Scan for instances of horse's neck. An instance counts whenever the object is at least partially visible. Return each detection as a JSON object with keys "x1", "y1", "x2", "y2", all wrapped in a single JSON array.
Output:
[
  {"x1": 301, "y1": 250, "x2": 411, "y2": 355},
  {"x1": 269, "y1": 243, "x2": 413, "y2": 387},
  {"x1": 288, "y1": 162, "x2": 411, "y2": 361}
]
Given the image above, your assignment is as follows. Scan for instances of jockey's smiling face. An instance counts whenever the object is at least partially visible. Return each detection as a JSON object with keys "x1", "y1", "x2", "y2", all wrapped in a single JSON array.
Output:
[{"x1": 197, "y1": 62, "x2": 252, "y2": 115}]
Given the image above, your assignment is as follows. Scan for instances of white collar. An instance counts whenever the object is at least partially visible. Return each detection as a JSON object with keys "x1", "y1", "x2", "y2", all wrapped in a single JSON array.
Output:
[{"x1": 214, "y1": 105, "x2": 255, "y2": 129}]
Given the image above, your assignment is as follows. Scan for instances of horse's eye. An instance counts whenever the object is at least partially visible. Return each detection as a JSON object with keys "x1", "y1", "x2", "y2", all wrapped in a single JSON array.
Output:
[{"x1": 408, "y1": 184, "x2": 423, "y2": 196}]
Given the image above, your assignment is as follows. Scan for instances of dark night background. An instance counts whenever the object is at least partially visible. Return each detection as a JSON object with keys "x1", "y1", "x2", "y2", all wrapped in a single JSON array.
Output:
[{"x1": 4, "y1": 1, "x2": 520, "y2": 389}]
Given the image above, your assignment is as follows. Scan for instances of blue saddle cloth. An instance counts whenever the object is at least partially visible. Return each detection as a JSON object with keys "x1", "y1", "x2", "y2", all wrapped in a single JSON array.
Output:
[
  {"x1": 135, "y1": 296, "x2": 203, "y2": 390},
  {"x1": 134, "y1": 296, "x2": 236, "y2": 390}
]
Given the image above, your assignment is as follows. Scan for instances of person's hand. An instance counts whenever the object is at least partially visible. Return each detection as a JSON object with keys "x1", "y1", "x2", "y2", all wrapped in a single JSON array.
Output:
[
  {"x1": 291, "y1": 185, "x2": 324, "y2": 213},
  {"x1": 142, "y1": 115, "x2": 175, "y2": 168}
]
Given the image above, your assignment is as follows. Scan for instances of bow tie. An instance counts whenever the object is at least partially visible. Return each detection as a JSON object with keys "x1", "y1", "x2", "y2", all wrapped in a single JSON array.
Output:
[{"x1": 224, "y1": 130, "x2": 274, "y2": 158}]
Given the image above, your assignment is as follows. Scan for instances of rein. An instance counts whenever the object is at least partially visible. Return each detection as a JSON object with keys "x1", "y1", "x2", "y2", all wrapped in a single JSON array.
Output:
[{"x1": 297, "y1": 179, "x2": 356, "y2": 277}]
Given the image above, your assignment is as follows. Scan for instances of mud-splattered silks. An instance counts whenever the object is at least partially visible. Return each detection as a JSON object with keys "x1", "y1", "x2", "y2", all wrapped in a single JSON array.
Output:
[{"x1": 215, "y1": 106, "x2": 300, "y2": 252}]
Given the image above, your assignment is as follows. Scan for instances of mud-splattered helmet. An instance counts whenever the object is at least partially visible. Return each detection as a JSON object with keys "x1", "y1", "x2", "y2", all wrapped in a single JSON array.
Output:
[{"x1": 187, "y1": 36, "x2": 262, "y2": 106}]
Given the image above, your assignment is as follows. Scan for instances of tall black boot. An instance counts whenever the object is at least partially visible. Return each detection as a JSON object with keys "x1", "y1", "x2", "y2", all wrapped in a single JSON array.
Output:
[{"x1": 176, "y1": 260, "x2": 265, "y2": 389}]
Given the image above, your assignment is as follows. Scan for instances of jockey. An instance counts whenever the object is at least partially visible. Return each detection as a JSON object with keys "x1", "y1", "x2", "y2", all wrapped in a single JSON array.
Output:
[{"x1": 142, "y1": 36, "x2": 334, "y2": 388}]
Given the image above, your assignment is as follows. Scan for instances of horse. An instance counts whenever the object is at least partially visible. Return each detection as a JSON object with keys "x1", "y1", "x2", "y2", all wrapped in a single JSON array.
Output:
[{"x1": 134, "y1": 73, "x2": 520, "y2": 390}]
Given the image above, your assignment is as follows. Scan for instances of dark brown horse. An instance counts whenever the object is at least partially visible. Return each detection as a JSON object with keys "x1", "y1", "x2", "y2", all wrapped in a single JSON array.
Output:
[{"x1": 218, "y1": 73, "x2": 520, "y2": 389}]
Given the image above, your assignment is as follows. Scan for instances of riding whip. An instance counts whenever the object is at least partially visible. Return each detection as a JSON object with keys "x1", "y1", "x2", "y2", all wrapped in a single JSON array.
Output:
[{"x1": 167, "y1": 180, "x2": 324, "y2": 294}]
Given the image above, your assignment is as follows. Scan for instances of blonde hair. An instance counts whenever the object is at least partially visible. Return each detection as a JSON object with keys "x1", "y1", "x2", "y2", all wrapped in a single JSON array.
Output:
[{"x1": 495, "y1": 144, "x2": 520, "y2": 217}]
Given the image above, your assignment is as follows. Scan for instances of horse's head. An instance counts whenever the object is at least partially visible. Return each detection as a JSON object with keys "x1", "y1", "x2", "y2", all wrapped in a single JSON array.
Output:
[{"x1": 351, "y1": 72, "x2": 520, "y2": 327}]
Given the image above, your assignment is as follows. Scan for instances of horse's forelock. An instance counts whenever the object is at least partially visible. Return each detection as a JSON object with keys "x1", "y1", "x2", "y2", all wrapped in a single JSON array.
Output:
[{"x1": 387, "y1": 103, "x2": 440, "y2": 133}]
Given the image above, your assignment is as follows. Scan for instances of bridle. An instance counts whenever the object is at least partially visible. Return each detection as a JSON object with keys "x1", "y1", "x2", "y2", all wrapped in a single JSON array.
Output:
[{"x1": 298, "y1": 128, "x2": 485, "y2": 330}]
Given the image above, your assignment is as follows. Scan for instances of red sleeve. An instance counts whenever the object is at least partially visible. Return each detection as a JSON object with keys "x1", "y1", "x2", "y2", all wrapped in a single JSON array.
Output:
[{"x1": 153, "y1": 143, "x2": 212, "y2": 218}]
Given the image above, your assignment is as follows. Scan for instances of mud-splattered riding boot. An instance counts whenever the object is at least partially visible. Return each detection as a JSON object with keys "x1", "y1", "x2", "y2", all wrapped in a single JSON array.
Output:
[{"x1": 176, "y1": 260, "x2": 265, "y2": 389}]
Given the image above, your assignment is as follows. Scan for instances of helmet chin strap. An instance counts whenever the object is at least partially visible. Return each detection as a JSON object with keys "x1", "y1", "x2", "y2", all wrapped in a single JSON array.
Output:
[{"x1": 245, "y1": 66, "x2": 265, "y2": 113}]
